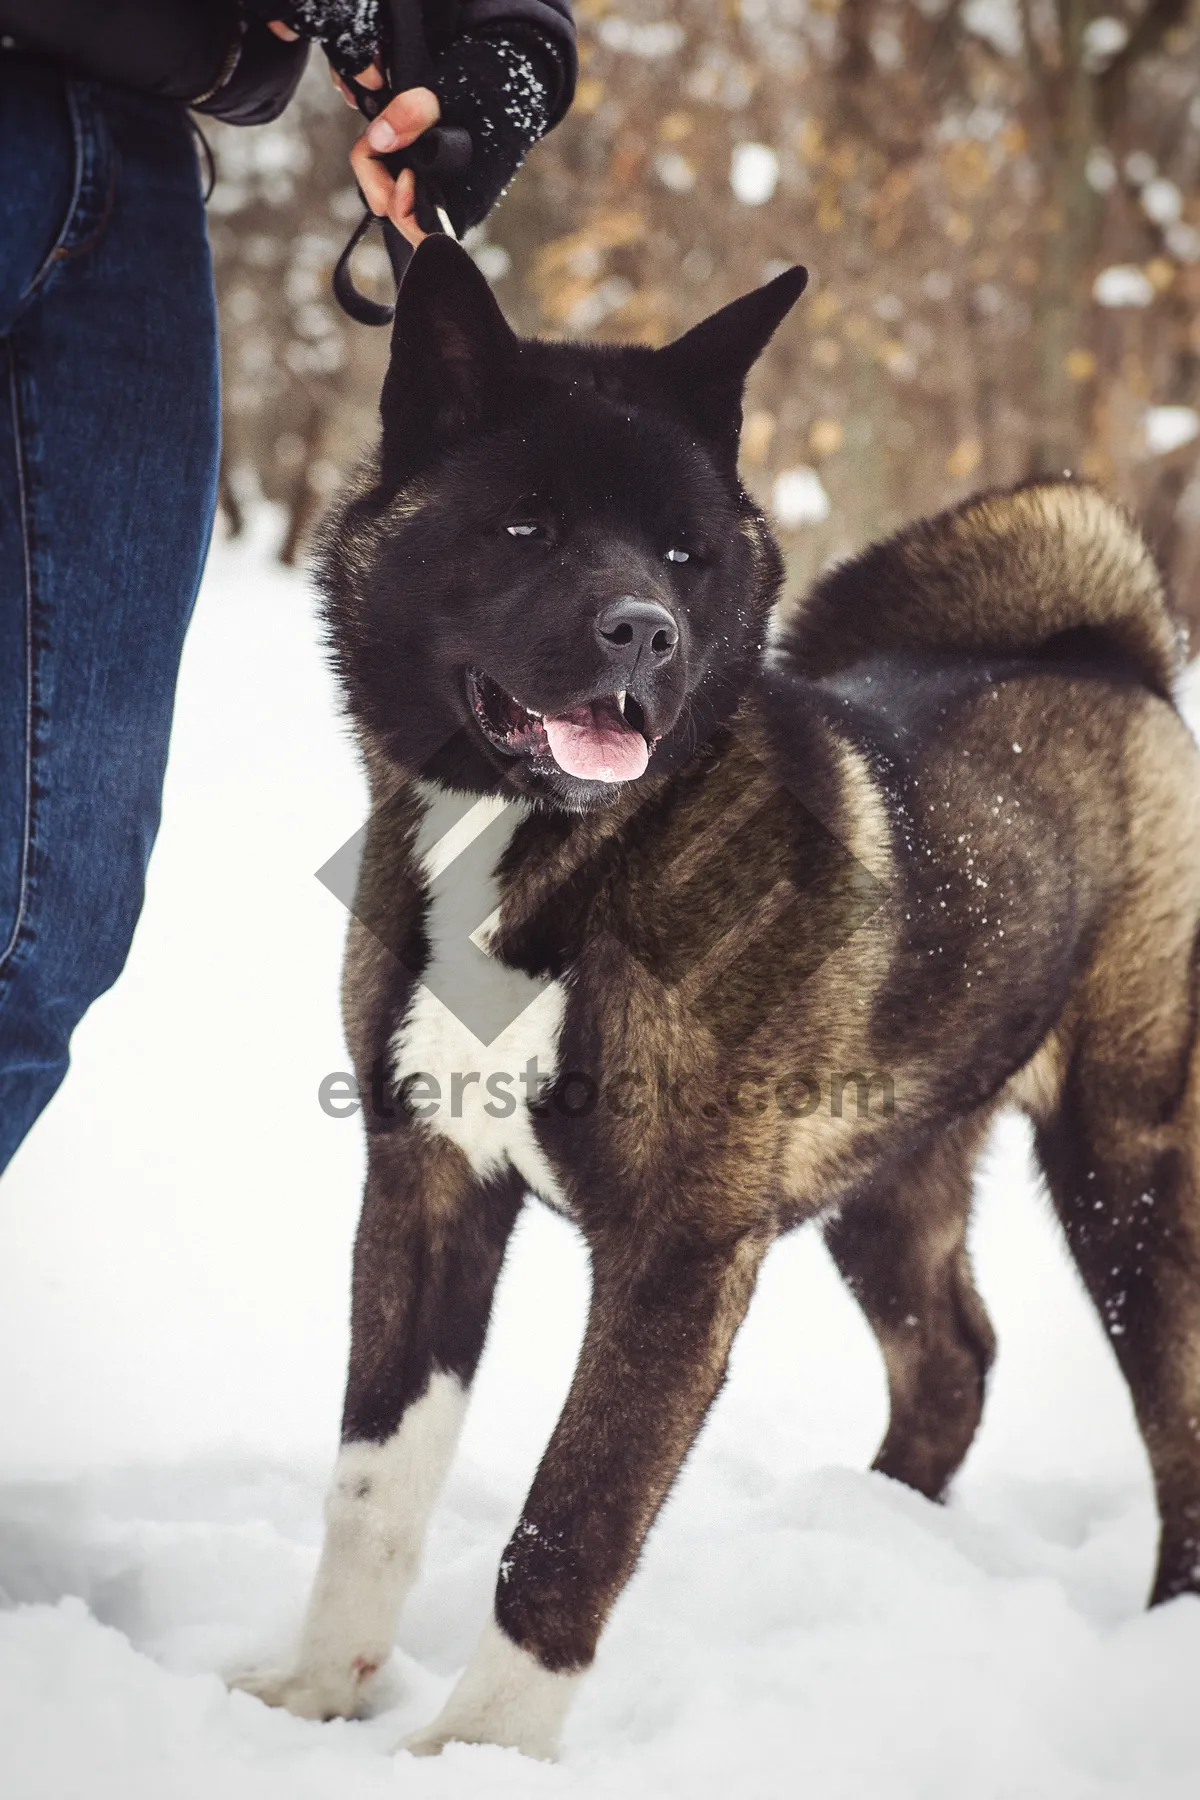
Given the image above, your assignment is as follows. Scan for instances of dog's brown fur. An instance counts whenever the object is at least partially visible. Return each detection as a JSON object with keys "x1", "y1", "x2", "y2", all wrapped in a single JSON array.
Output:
[
  {"x1": 240, "y1": 252, "x2": 1200, "y2": 1756},
  {"x1": 339, "y1": 487, "x2": 1200, "y2": 1672}
]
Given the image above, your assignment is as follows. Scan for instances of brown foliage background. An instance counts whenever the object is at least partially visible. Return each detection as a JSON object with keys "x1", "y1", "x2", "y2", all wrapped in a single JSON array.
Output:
[{"x1": 205, "y1": 0, "x2": 1200, "y2": 629}]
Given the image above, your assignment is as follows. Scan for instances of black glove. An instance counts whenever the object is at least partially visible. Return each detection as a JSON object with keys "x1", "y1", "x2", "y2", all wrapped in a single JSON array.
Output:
[
  {"x1": 428, "y1": 27, "x2": 559, "y2": 234},
  {"x1": 238, "y1": 0, "x2": 383, "y2": 87},
  {"x1": 239, "y1": 2, "x2": 573, "y2": 233}
]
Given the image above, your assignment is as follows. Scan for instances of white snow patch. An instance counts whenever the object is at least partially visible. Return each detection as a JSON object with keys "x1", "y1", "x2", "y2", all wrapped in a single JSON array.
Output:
[
  {"x1": 870, "y1": 25, "x2": 905, "y2": 69},
  {"x1": 471, "y1": 243, "x2": 511, "y2": 284},
  {"x1": 1167, "y1": 222, "x2": 1200, "y2": 264},
  {"x1": 935, "y1": 103, "x2": 1008, "y2": 146},
  {"x1": 730, "y1": 142, "x2": 779, "y2": 206},
  {"x1": 1124, "y1": 150, "x2": 1157, "y2": 187},
  {"x1": 1082, "y1": 16, "x2": 1129, "y2": 69},
  {"x1": 771, "y1": 466, "x2": 832, "y2": 527},
  {"x1": 1085, "y1": 147, "x2": 1117, "y2": 194},
  {"x1": 1141, "y1": 178, "x2": 1184, "y2": 227},
  {"x1": 960, "y1": 0, "x2": 1023, "y2": 58},
  {"x1": 566, "y1": 277, "x2": 633, "y2": 333},
  {"x1": 654, "y1": 150, "x2": 696, "y2": 193},
  {"x1": 597, "y1": 18, "x2": 684, "y2": 59},
  {"x1": 1093, "y1": 265, "x2": 1155, "y2": 308},
  {"x1": 1145, "y1": 406, "x2": 1200, "y2": 456}
]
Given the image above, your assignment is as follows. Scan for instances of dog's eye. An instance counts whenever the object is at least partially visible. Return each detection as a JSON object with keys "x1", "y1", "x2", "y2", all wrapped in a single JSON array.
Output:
[
  {"x1": 665, "y1": 547, "x2": 691, "y2": 564},
  {"x1": 505, "y1": 522, "x2": 542, "y2": 539}
]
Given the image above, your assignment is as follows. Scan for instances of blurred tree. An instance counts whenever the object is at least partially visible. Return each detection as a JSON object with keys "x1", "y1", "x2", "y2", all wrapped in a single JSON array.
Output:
[
  {"x1": 205, "y1": 3, "x2": 1200, "y2": 635},
  {"x1": 205, "y1": 68, "x2": 389, "y2": 565}
]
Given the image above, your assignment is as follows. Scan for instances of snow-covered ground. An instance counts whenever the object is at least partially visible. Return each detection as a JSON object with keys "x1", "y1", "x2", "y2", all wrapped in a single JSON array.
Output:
[{"x1": 2, "y1": 525, "x2": 1198, "y2": 1798}]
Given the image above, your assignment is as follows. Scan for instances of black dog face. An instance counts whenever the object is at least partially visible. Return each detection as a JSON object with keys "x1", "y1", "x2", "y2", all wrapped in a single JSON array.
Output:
[{"x1": 319, "y1": 239, "x2": 807, "y2": 810}]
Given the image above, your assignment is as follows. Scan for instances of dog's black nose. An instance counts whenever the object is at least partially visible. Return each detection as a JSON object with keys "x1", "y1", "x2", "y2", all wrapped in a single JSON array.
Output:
[{"x1": 594, "y1": 598, "x2": 679, "y2": 667}]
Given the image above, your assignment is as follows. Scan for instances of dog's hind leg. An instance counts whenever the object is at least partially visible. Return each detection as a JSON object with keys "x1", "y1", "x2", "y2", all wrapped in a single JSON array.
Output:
[
  {"x1": 824, "y1": 1113, "x2": 996, "y2": 1500},
  {"x1": 1034, "y1": 1009, "x2": 1200, "y2": 1603},
  {"x1": 233, "y1": 1128, "x2": 523, "y2": 1720},
  {"x1": 1026, "y1": 707, "x2": 1200, "y2": 1607},
  {"x1": 400, "y1": 1223, "x2": 771, "y2": 1760}
]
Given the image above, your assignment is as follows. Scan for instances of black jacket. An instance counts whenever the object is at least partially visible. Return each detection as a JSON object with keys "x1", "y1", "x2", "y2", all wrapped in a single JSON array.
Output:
[
  {"x1": 0, "y1": 1, "x2": 305, "y2": 122},
  {"x1": 0, "y1": 1, "x2": 576, "y2": 133}
]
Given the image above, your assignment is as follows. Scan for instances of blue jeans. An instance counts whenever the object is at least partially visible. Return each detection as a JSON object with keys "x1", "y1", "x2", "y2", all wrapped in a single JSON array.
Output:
[{"x1": 0, "y1": 56, "x2": 219, "y2": 1174}]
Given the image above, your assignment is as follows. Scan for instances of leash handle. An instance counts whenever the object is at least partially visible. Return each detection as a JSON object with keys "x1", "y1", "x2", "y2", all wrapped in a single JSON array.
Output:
[
  {"x1": 331, "y1": 123, "x2": 471, "y2": 327},
  {"x1": 330, "y1": 0, "x2": 473, "y2": 326},
  {"x1": 332, "y1": 208, "x2": 396, "y2": 327}
]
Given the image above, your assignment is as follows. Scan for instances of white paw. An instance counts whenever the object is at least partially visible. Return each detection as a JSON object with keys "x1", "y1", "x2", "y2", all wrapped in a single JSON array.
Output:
[
  {"x1": 398, "y1": 1720, "x2": 459, "y2": 1758},
  {"x1": 228, "y1": 1657, "x2": 382, "y2": 1722},
  {"x1": 392, "y1": 1617, "x2": 580, "y2": 1761}
]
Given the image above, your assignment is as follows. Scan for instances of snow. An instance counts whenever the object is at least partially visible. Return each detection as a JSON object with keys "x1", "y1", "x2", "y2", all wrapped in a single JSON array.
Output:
[
  {"x1": 1166, "y1": 223, "x2": 1200, "y2": 265},
  {"x1": 1141, "y1": 179, "x2": 1184, "y2": 228},
  {"x1": 596, "y1": 19, "x2": 684, "y2": 60},
  {"x1": 1092, "y1": 266, "x2": 1155, "y2": 308},
  {"x1": 1082, "y1": 16, "x2": 1129, "y2": 70},
  {"x1": 730, "y1": 143, "x2": 780, "y2": 207},
  {"x1": 1123, "y1": 150, "x2": 1157, "y2": 188},
  {"x1": 869, "y1": 24, "x2": 905, "y2": 71},
  {"x1": 960, "y1": 0, "x2": 1023, "y2": 59},
  {"x1": 565, "y1": 278, "x2": 634, "y2": 334},
  {"x1": 2, "y1": 525, "x2": 1200, "y2": 1796},
  {"x1": 654, "y1": 151, "x2": 697, "y2": 195},
  {"x1": 1144, "y1": 406, "x2": 1200, "y2": 456},
  {"x1": 472, "y1": 244, "x2": 513, "y2": 285},
  {"x1": 771, "y1": 465, "x2": 832, "y2": 526},
  {"x1": 1084, "y1": 147, "x2": 1117, "y2": 195}
]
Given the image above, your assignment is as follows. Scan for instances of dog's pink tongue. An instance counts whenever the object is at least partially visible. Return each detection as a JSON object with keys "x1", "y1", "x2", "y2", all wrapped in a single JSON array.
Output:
[{"x1": 544, "y1": 699, "x2": 649, "y2": 783}]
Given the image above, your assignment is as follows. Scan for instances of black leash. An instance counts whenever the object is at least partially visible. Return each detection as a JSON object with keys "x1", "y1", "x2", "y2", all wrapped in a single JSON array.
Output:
[{"x1": 331, "y1": 0, "x2": 472, "y2": 325}]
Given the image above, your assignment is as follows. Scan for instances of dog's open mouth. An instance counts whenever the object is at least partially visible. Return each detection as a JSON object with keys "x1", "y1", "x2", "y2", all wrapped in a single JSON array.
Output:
[{"x1": 467, "y1": 669, "x2": 652, "y2": 783}]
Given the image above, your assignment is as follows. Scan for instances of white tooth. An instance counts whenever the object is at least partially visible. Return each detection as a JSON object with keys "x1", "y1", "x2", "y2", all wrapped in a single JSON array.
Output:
[{"x1": 617, "y1": 690, "x2": 628, "y2": 715}]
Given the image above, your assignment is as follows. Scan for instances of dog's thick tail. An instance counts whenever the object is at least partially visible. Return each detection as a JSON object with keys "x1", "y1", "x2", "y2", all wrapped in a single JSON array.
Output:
[{"x1": 781, "y1": 480, "x2": 1182, "y2": 700}]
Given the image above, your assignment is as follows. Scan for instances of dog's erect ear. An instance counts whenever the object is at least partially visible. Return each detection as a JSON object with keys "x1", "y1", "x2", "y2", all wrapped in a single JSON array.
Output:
[
  {"x1": 654, "y1": 265, "x2": 808, "y2": 460},
  {"x1": 379, "y1": 236, "x2": 518, "y2": 490}
]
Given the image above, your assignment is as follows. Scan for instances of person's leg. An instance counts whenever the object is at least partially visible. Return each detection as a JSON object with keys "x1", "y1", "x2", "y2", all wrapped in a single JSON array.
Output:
[{"x1": 0, "y1": 57, "x2": 219, "y2": 1173}]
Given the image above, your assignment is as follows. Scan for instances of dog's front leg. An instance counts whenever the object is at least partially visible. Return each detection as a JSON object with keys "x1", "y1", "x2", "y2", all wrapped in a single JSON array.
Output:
[
  {"x1": 401, "y1": 1224, "x2": 769, "y2": 1760},
  {"x1": 233, "y1": 1128, "x2": 522, "y2": 1720}
]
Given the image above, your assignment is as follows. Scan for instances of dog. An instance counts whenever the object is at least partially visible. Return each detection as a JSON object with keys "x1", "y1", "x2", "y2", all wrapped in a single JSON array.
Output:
[{"x1": 235, "y1": 237, "x2": 1200, "y2": 1759}]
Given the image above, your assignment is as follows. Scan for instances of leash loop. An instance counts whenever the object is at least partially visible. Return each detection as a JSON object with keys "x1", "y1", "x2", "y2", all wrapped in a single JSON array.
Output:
[{"x1": 330, "y1": 2, "x2": 473, "y2": 325}]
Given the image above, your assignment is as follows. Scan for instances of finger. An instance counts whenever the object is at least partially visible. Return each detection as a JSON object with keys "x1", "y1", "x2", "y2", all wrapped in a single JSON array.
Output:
[
  {"x1": 268, "y1": 20, "x2": 299, "y2": 40},
  {"x1": 364, "y1": 85, "x2": 441, "y2": 154},
  {"x1": 389, "y1": 169, "x2": 428, "y2": 248},
  {"x1": 353, "y1": 63, "x2": 384, "y2": 90},
  {"x1": 349, "y1": 132, "x2": 396, "y2": 215},
  {"x1": 330, "y1": 67, "x2": 357, "y2": 105}
]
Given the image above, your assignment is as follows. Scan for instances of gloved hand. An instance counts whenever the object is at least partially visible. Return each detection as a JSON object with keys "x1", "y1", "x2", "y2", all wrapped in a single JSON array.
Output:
[
  {"x1": 242, "y1": 2, "x2": 566, "y2": 240},
  {"x1": 240, "y1": 1, "x2": 382, "y2": 88},
  {"x1": 358, "y1": 27, "x2": 558, "y2": 239}
]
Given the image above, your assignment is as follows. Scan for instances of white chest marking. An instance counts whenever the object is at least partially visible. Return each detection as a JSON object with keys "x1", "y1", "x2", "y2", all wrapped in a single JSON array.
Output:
[{"x1": 391, "y1": 787, "x2": 568, "y2": 1204}]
